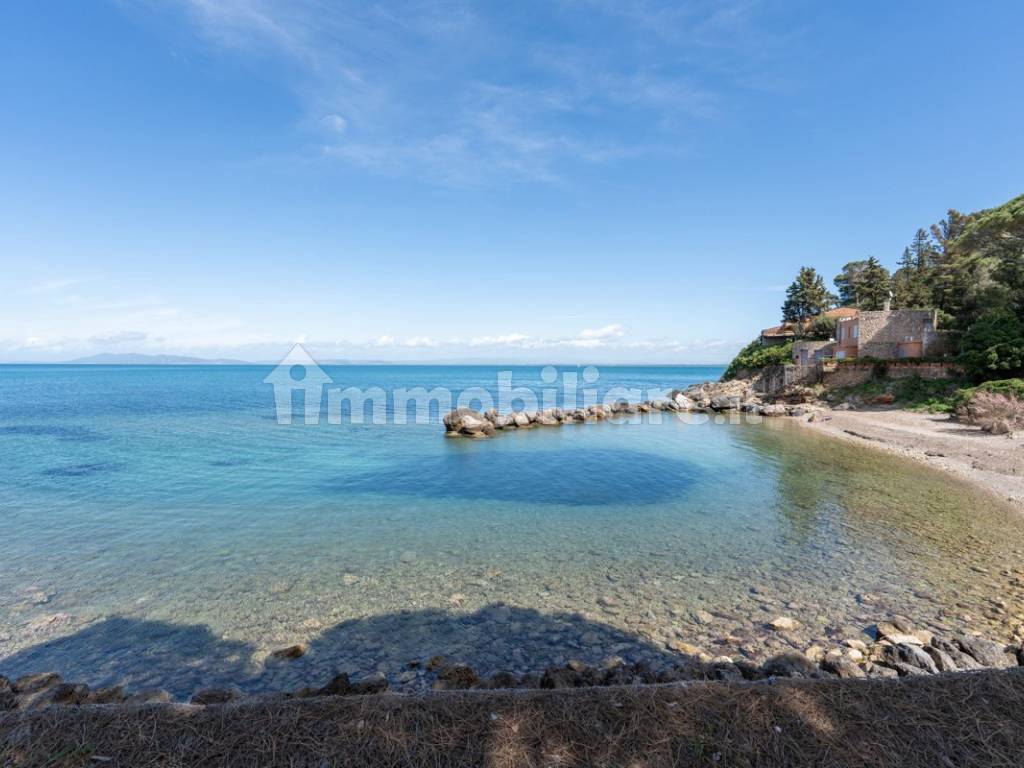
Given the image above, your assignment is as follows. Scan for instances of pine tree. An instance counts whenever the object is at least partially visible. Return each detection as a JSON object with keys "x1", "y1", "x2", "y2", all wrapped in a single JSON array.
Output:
[
  {"x1": 834, "y1": 258, "x2": 890, "y2": 309},
  {"x1": 781, "y1": 267, "x2": 836, "y2": 325},
  {"x1": 893, "y1": 247, "x2": 930, "y2": 308},
  {"x1": 929, "y1": 209, "x2": 968, "y2": 314},
  {"x1": 892, "y1": 230, "x2": 935, "y2": 309},
  {"x1": 856, "y1": 257, "x2": 892, "y2": 310},
  {"x1": 995, "y1": 250, "x2": 1024, "y2": 318},
  {"x1": 834, "y1": 260, "x2": 869, "y2": 307},
  {"x1": 909, "y1": 228, "x2": 936, "y2": 270}
]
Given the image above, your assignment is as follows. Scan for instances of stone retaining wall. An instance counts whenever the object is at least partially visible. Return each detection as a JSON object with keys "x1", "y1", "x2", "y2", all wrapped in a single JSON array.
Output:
[
  {"x1": 822, "y1": 362, "x2": 958, "y2": 389},
  {"x1": 756, "y1": 364, "x2": 819, "y2": 395}
]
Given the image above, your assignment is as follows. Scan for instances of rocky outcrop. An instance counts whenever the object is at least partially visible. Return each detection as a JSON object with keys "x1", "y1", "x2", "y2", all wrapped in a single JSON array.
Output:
[
  {"x1": 442, "y1": 378, "x2": 828, "y2": 438},
  {"x1": 442, "y1": 408, "x2": 496, "y2": 438}
]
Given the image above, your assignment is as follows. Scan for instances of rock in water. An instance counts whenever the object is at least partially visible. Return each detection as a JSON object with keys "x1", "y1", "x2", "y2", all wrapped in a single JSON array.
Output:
[
  {"x1": 125, "y1": 689, "x2": 173, "y2": 706},
  {"x1": 317, "y1": 673, "x2": 353, "y2": 697},
  {"x1": 13, "y1": 672, "x2": 62, "y2": 694},
  {"x1": 190, "y1": 687, "x2": 240, "y2": 705},
  {"x1": 433, "y1": 664, "x2": 479, "y2": 690},
  {"x1": 510, "y1": 411, "x2": 532, "y2": 428},
  {"x1": 710, "y1": 394, "x2": 742, "y2": 411},
  {"x1": 762, "y1": 652, "x2": 819, "y2": 678},
  {"x1": 442, "y1": 408, "x2": 496, "y2": 438},
  {"x1": 953, "y1": 635, "x2": 1017, "y2": 668},
  {"x1": 534, "y1": 409, "x2": 560, "y2": 426},
  {"x1": 821, "y1": 657, "x2": 865, "y2": 678},
  {"x1": 87, "y1": 686, "x2": 127, "y2": 704},
  {"x1": 352, "y1": 672, "x2": 389, "y2": 695},
  {"x1": 879, "y1": 643, "x2": 939, "y2": 675},
  {"x1": 271, "y1": 644, "x2": 307, "y2": 660}
]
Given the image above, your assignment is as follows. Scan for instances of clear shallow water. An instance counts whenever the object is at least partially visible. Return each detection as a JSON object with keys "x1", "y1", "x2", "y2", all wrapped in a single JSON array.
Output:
[{"x1": 1, "y1": 364, "x2": 1023, "y2": 697}]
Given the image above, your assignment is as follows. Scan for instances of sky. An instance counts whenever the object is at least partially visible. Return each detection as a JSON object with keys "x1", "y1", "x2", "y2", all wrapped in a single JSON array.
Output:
[{"x1": 1, "y1": 0, "x2": 1022, "y2": 364}]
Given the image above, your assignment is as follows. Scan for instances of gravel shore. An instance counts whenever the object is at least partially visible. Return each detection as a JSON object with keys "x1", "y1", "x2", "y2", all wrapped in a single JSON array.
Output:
[{"x1": 795, "y1": 407, "x2": 1024, "y2": 507}]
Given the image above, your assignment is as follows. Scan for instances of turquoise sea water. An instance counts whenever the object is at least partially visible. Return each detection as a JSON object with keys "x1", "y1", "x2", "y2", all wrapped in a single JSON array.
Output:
[{"x1": 1, "y1": 364, "x2": 1022, "y2": 697}]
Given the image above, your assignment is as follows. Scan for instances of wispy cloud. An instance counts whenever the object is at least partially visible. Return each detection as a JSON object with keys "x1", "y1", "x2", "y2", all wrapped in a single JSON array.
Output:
[
  {"x1": 578, "y1": 323, "x2": 625, "y2": 340},
  {"x1": 150, "y1": 0, "x2": 784, "y2": 183}
]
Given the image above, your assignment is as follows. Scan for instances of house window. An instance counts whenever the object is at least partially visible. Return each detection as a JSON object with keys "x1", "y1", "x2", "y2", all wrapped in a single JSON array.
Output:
[{"x1": 852, "y1": 325, "x2": 859, "y2": 339}]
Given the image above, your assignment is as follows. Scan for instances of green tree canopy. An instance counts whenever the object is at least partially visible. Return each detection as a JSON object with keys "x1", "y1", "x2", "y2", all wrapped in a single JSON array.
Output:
[
  {"x1": 959, "y1": 307, "x2": 1024, "y2": 381},
  {"x1": 855, "y1": 257, "x2": 892, "y2": 310},
  {"x1": 834, "y1": 257, "x2": 891, "y2": 309},
  {"x1": 834, "y1": 260, "x2": 869, "y2": 307},
  {"x1": 893, "y1": 247, "x2": 930, "y2": 308},
  {"x1": 781, "y1": 267, "x2": 835, "y2": 324}
]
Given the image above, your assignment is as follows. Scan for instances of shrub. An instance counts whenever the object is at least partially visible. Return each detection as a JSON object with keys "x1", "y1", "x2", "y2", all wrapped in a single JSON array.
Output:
[
  {"x1": 955, "y1": 389, "x2": 1024, "y2": 434},
  {"x1": 896, "y1": 376, "x2": 962, "y2": 413},
  {"x1": 950, "y1": 378, "x2": 1024, "y2": 411},
  {"x1": 722, "y1": 340, "x2": 793, "y2": 381},
  {"x1": 827, "y1": 375, "x2": 962, "y2": 412},
  {"x1": 974, "y1": 378, "x2": 1024, "y2": 399},
  {"x1": 807, "y1": 315, "x2": 837, "y2": 340},
  {"x1": 958, "y1": 308, "x2": 1024, "y2": 381}
]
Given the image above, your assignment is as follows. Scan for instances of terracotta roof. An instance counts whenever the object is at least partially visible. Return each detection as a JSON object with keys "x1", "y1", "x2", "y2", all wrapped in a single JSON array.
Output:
[
  {"x1": 822, "y1": 307, "x2": 859, "y2": 319},
  {"x1": 760, "y1": 323, "x2": 796, "y2": 338},
  {"x1": 760, "y1": 307, "x2": 858, "y2": 338}
]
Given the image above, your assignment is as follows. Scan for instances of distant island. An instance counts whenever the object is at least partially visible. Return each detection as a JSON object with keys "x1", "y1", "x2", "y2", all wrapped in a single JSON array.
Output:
[{"x1": 66, "y1": 353, "x2": 251, "y2": 365}]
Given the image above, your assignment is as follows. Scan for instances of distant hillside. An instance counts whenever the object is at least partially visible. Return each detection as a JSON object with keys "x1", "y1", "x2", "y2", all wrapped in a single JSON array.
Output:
[{"x1": 67, "y1": 353, "x2": 250, "y2": 365}]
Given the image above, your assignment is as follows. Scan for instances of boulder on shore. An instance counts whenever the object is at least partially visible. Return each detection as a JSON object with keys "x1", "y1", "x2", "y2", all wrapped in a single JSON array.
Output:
[
  {"x1": 534, "y1": 409, "x2": 561, "y2": 426},
  {"x1": 443, "y1": 408, "x2": 496, "y2": 438},
  {"x1": 510, "y1": 410, "x2": 532, "y2": 428}
]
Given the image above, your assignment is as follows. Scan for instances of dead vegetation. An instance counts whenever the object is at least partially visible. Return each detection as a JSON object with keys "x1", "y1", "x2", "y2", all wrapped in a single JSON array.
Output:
[
  {"x1": 957, "y1": 390, "x2": 1024, "y2": 435},
  {"x1": 4, "y1": 669, "x2": 1024, "y2": 768}
]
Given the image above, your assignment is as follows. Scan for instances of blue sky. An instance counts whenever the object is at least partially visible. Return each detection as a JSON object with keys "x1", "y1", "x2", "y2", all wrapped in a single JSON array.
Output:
[{"x1": 2, "y1": 1, "x2": 1022, "y2": 363}]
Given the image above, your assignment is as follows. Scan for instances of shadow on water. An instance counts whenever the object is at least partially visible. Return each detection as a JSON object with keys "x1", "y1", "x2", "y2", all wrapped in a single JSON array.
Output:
[
  {"x1": 0, "y1": 605, "x2": 706, "y2": 698},
  {"x1": 323, "y1": 448, "x2": 699, "y2": 506},
  {"x1": 0, "y1": 617, "x2": 253, "y2": 699},
  {"x1": 40, "y1": 462, "x2": 126, "y2": 478}
]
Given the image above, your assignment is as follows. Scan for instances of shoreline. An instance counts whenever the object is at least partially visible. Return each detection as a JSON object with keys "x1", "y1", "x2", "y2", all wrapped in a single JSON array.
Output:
[
  {"x1": 4, "y1": 379, "x2": 1024, "y2": 719},
  {"x1": 792, "y1": 407, "x2": 1024, "y2": 507},
  {"x1": 3, "y1": 611, "x2": 1023, "y2": 709}
]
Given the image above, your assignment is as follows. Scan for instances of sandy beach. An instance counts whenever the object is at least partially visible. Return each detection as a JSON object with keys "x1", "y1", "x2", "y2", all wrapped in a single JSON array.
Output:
[{"x1": 797, "y1": 408, "x2": 1024, "y2": 507}]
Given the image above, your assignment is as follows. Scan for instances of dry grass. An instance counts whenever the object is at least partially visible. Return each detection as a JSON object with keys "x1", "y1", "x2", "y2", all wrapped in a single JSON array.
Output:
[
  {"x1": 4, "y1": 669, "x2": 1024, "y2": 767},
  {"x1": 957, "y1": 390, "x2": 1024, "y2": 434}
]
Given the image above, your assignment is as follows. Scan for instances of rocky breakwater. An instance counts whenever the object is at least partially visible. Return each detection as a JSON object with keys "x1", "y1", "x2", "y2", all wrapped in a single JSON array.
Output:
[
  {"x1": 3, "y1": 616, "x2": 1022, "y2": 711},
  {"x1": 443, "y1": 380, "x2": 825, "y2": 438}
]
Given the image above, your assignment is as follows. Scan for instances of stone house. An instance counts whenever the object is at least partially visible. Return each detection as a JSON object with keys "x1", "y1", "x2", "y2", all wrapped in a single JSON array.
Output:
[
  {"x1": 786, "y1": 306, "x2": 946, "y2": 364},
  {"x1": 833, "y1": 307, "x2": 945, "y2": 359}
]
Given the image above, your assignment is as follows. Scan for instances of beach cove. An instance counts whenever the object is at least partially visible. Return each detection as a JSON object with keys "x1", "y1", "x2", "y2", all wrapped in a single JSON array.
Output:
[{"x1": 1, "y1": 364, "x2": 1023, "y2": 700}]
